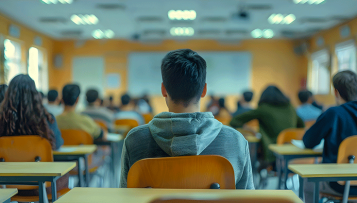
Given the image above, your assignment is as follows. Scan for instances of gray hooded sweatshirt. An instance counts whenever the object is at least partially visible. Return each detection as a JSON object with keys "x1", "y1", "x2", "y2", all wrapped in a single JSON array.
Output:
[{"x1": 119, "y1": 112, "x2": 254, "y2": 189}]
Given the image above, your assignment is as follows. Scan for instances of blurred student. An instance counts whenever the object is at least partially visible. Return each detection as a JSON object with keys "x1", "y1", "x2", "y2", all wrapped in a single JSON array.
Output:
[
  {"x1": 206, "y1": 95, "x2": 219, "y2": 115},
  {"x1": 303, "y1": 71, "x2": 357, "y2": 202},
  {"x1": 0, "y1": 75, "x2": 65, "y2": 196},
  {"x1": 115, "y1": 93, "x2": 144, "y2": 125},
  {"x1": 56, "y1": 84, "x2": 104, "y2": 139},
  {"x1": 232, "y1": 91, "x2": 254, "y2": 117},
  {"x1": 308, "y1": 90, "x2": 324, "y2": 110},
  {"x1": 44, "y1": 89, "x2": 63, "y2": 116},
  {"x1": 216, "y1": 97, "x2": 231, "y2": 118},
  {"x1": 120, "y1": 49, "x2": 254, "y2": 189},
  {"x1": 296, "y1": 90, "x2": 322, "y2": 122},
  {"x1": 230, "y1": 85, "x2": 304, "y2": 164},
  {"x1": 136, "y1": 94, "x2": 153, "y2": 114},
  {"x1": 0, "y1": 84, "x2": 8, "y2": 103},
  {"x1": 82, "y1": 89, "x2": 114, "y2": 128},
  {"x1": 107, "y1": 95, "x2": 120, "y2": 112}
]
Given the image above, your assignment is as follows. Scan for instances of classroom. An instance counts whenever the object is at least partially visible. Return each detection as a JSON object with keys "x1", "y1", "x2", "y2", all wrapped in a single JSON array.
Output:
[{"x1": 0, "y1": 0, "x2": 357, "y2": 203}]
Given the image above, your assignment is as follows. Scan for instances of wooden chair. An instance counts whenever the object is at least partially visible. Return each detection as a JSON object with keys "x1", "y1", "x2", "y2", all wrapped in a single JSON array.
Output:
[
  {"x1": 215, "y1": 116, "x2": 231, "y2": 125},
  {"x1": 150, "y1": 196, "x2": 300, "y2": 203},
  {"x1": 277, "y1": 128, "x2": 305, "y2": 145},
  {"x1": 245, "y1": 119, "x2": 259, "y2": 132},
  {"x1": 114, "y1": 118, "x2": 140, "y2": 128},
  {"x1": 321, "y1": 135, "x2": 357, "y2": 203},
  {"x1": 94, "y1": 119, "x2": 108, "y2": 132},
  {"x1": 142, "y1": 113, "x2": 154, "y2": 124},
  {"x1": 0, "y1": 136, "x2": 70, "y2": 202},
  {"x1": 127, "y1": 155, "x2": 235, "y2": 189},
  {"x1": 60, "y1": 129, "x2": 94, "y2": 145},
  {"x1": 304, "y1": 120, "x2": 316, "y2": 130}
]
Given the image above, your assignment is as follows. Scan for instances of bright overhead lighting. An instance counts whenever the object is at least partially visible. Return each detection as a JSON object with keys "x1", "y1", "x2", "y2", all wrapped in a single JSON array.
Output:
[
  {"x1": 168, "y1": 10, "x2": 196, "y2": 20},
  {"x1": 71, "y1": 14, "x2": 98, "y2": 25},
  {"x1": 251, "y1": 29, "x2": 274, "y2": 39},
  {"x1": 293, "y1": 0, "x2": 324, "y2": 4},
  {"x1": 263, "y1": 29, "x2": 274, "y2": 38},
  {"x1": 41, "y1": 0, "x2": 72, "y2": 4},
  {"x1": 92, "y1": 29, "x2": 114, "y2": 39},
  {"x1": 251, "y1": 29, "x2": 263, "y2": 38},
  {"x1": 268, "y1": 14, "x2": 296, "y2": 24},
  {"x1": 170, "y1": 27, "x2": 194, "y2": 36}
]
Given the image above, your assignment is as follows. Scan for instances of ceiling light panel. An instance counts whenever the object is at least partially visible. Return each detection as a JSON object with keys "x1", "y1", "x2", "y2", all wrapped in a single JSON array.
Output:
[
  {"x1": 293, "y1": 0, "x2": 325, "y2": 4},
  {"x1": 168, "y1": 10, "x2": 196, "y2": 20},
  {"x1": 251, "y1": 29, "x2": 274, "y2": 39},
  {"x1": 92, "y1": 29, "x2": 114, "y2": 39},
  {"x1": 170, "y1": 27, "x2": 194, "y2": 36},
  {"x1": 41, "y1": 0, "x2": 73, "y2": 4},
  {"x1": 268, "y1": 14, "x2": 296, "y2": 24},
  {"x1": 71, "y1": 15, "x2": 98, "y2": 25}
]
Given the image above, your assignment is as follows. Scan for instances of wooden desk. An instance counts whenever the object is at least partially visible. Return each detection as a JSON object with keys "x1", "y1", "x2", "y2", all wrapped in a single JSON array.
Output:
[
  {"x1": 269, "y1": 144, "x2": 322, "y2": 190},
  {"x1": 0, "y1": 162, "x2": 75, "y2": 203},
  {"x1": 54, "y1": 145, "x2": 97, "y2": 187},
  {"x1": 0, "y1": 189, "x2": 18, "y2": 203},
  {"x1": 55, "y1": 188, "x2": 303, "y2": 203},
  {"x1": 289, "y1": 164, "x2": 357, "y2": 203}
]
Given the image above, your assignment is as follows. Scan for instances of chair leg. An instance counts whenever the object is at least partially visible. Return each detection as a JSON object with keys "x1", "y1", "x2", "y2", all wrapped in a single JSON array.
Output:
[{"x1": 342, "y1": 181, "x2": 350, "y2": 203}]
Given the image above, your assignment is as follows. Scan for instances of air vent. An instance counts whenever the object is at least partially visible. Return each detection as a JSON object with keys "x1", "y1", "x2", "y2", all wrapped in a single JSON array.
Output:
[
  {"x1": 61, "y1": 30, "x2": 82, "y2": 37},
  {"x1": 201, "y1": 16, "x2": 228, "y2": 22},
  {"x1": 137, "y1": 16, "x2": 163, "y2": 23},
  {"x1": 96, "y1": 4, "x2": 126, "y2": 10},
  {"x1": 142, "y1": 30, "x2": 166, "y2": 35},
  {"x1": 197, "y1": 29, "x2": 221, "y2": 35},
  {"x1": 300, "y1": 18, "x2": 329, "y2": 23},
  {"x1": 225, "y1": 29, "x2": 248, "y2": 35},
  {"x1": 246, "y1": 4, "x2": 272, "y2": 10},
  {"x1": 39, "y1": 17, "x2": 67, "y2": 24}
]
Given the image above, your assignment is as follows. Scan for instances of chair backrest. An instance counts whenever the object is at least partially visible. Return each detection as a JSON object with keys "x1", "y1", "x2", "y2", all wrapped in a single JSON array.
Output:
[
  {"x1": 60, "y1": 129, "x2": 94, "y2": 145},
  {"x1": 150, "y1": 197, "x2": 299, "y2": 203},
  {"x1": 114, "y1": 119, "x2": 140, "y2": 129},
  {"x1": 215, "y1": 116, "x2": 231, "y2": 125},
  {"x1": 277, "y1": 128, "x2": 305, "y2": 145},
  {"x1": 337, "y1": 135, "x2": 357, "y2": 186},
  {"x1": 127, "y1": 155, "x2": 235, "y2": 189},
  {"x1": 244, "y1": 119, "x2": 259, "y2": 132},
  {"x1": 236, "y1": 128, "x2": 255, "y2": 137},
  {"x1": 142, "y1": 113, "x2": 154, "y2": 124},
  {"x1": 94, "y1": 119, "x2": 108, "y2": 131},
  {"x1": 304, "y1": 120, "x2": 316, "y2": 130}
]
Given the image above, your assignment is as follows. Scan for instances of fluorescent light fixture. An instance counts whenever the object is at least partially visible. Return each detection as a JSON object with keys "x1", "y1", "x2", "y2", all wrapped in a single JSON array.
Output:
[
  {"x1": 268, "y1": 14, "x2": 296, "y2": 24},
  {"x1": 92, "y1": 29, "x2": 114, "y2": 39},
  {"x1": 251, "y1": 29, "x2": 263, "y2": 38},
  {"x1": 263, "y1": 29, "x2": 274, "y2": 38},
  {"x1": 293, "y1": 0, "x2": 324, "y2": 4},
  {"x1": 71, "y1": 14, "x2": 98, "y2": 25},
  {"x1": 170, "y1": 27, "x2": 194, "y2": 36},
  {"x1": 41, "y1": 0, "x2": 72, "y2": 4},
  {"x1": 251, "y1": 29, "x2": 274, "y2": 39},
  {"x1": 168, "y1": 10, "x2": 196, "y2": 20}
]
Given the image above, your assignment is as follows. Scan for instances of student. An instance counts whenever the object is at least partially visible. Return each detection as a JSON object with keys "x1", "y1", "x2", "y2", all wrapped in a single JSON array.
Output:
[
  {"x1": 230, "y1": 85, "x2": 304, "y2": 164},
  {"x1": 0, "y1": 84, "x2": 8, "y2": 103},
  {"x1": 303, "y1": 70, "x2": 357, "y2": 202},
  {"x1": 232, "y1": 91, "x2": 254, "y2": 117},
  {"x1": 56, "y1": 84, "x2": 103, "y2": 139},
  {"x1": 120, "y1": 49, "x2": 254, "y2": 189},
  {"x1": 82, "y1": 89, "x2": 114, "y2": 128},
  {"x1": 44, "y1": 89, "x2": 63, "y2": 116},
  {"x1": 308, "y1": 90, "x2": 324, "y2": 110},
  {"x1": 205, "y1": 95, "x2": 219, "y2": 115},
  {"x1": 216, "y1": 97, "x2": 231, "y2": 118},
  {"x1": 115, "y1": 93, "x2": 145, "y2": 125},
  {"x1": 296, "y1": 90, "x2": 322, "y2": 122},
  {"x1": 107, "y1": 95, "x2": 120, "y2": 112},
  {"x1": 136, "y1": 94, "x2": 153, "y2": 114}
]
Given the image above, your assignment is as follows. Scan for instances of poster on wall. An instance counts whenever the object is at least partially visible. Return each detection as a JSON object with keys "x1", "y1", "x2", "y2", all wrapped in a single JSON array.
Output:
[{"x1": 106, "y1": 73, "x2": 121, "y2": 89}]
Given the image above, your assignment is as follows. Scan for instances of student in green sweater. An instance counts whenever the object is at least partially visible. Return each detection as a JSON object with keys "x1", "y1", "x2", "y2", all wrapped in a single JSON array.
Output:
[{"x1": 230, "y1": 85, "x2": 305, "y2": 164}]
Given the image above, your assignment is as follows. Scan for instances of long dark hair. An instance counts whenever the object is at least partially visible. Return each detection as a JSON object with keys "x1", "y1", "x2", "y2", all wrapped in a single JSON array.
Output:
[
  {"x1": 0, "y1": 74, "x2": 55, "y2": 148},
  {"x1": 258, "y1": 85, "x2": 290, "y2": 106},
  {"x1": 0, "y1": 84, "x2": 8, "y2": 103}
]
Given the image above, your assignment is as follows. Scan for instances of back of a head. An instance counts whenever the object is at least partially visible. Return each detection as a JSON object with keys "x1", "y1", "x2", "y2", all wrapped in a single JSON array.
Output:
[
  {"x1": 86, "y1": 89, "x2": 99, "y2": 104},
  {"x1": 243, "y1": 91, "x2": 254, "y2": 102},
  {"x1": 0, "y1": 84, "x2": 8, "y2": 103},
  {"x1": 259, "y1": 85, "x2": 290, "y2": 106},
  {"x1": 62, "y1": 84, "x2": 80, "y2": 106},
  {"x1": 333, "y1": 70, "x2": 357, "y2": 102},
  {"x1": 47, "y1": 90, "x2": 58, "y2": 102},
  {"x1": 298, "y1": 90, "x2": 310, "y2": 104},
  {"x1": 218, "y1": 98, "x2": 225, "y2": 108},
  {"x1": 161, "y1": 49, "x2": 206, "y2": 106},
  {"x1": 121, "y1": 94, "x2": 131, "y2": 106}
]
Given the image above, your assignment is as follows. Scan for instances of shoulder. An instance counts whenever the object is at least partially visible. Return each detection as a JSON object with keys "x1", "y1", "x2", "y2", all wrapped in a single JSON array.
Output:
[
  {"x1": 124, "y1": 124, "x2": 151, "y2": 145},
  {"x1": 219, "y1": 125, "x2": 248, "y2": 144}
]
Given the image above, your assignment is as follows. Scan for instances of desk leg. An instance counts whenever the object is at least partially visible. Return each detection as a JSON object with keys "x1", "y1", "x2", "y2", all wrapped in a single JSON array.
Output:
[
  {"x1": 39, "y1": 181, "x2": 49, "y2": 203},
  {"x1": 51, "y1": 177, "x2": 57, "y2": 201},
  {"x1": 313, "y1": 181, "x2": 320, "y2": 203},
  {"x1": 84, "y1": 154, "x2": 90, "y2": 187},
  {"x1": 77, "y1": 157, "x2": 84, "y2": 187},
  {"x1": 283, "y1": 157, "x2": 289, "y2": 189},
  {"x1": 299, "y1": 176, "x2": 304, "y2": 199},
  {"x1": 277, "y1": 156, "x2": 282, "y2": 189}
]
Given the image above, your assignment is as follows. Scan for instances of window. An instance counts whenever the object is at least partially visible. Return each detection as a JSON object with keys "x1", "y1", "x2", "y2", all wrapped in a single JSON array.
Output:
[
  {"x1": 4, "y1": 39, "x2": 21, "y2": 84},
  {"x1": 28, "y1": 47, "x2": 48, "y2": 92},
  {"x1": 335, "y1": 40, "x2": 356, "y2": 72},
  {"x1": 309, "y1": 49, "x2": 330, "y2": 95}
]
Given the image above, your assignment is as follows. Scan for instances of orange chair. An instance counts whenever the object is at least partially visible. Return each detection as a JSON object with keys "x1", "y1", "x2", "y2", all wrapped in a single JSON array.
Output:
[
  {"x1": 245, "y1": 119, "x2": 259, "y2": 132},
  {"x1": 142, "y1": 113, "x2": 154, "y2": 124},
  {"x1": 114, "y1": 119, "x2": 140, "y2": 128},
  {"x1": 127, "y1": 155, "x2": 235, "y2": 189},
  {"x1": 0, "y1": 136, "x2": 70, "y2": 202},
  {"x1": 304, "y1": 120, "x2": 316, "y2": 130},
  {"x1": 60, "y1": 129, "x2": 94, "y2": 145},
  {"x1": 215, "y1": 116, "x2": 231, "y2": 125},
  {"x1": 277, "y1": 128, "x2": 305, "y2": 145},
  {"x1": 94, "y1": 119, "x2": 108, "y2": 132}
]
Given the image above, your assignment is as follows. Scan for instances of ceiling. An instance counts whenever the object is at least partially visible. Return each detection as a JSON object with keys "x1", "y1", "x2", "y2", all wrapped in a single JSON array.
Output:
[{"x1": 0, "y1": 0, "x2": 356, "y2": 41}]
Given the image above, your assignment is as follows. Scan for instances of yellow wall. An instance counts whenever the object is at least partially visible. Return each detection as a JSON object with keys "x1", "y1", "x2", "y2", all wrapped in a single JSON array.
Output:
[{"x1": 51, "y1": 39, "x2": 307, "y2": 113}]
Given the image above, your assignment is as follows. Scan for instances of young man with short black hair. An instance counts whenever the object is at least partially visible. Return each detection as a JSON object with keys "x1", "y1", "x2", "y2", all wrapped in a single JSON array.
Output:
[
  {"x1": 303, "y1": 70, "x2": 357, "y2": 202},
  {"x1": 296, "y1": 90, "x2": 322, "y2": 122},
  {"x1": 120, "y1": 49, "x2": 254, "y2": 189},
  {"x1": 44, "y1": 89, "x2": 63, "y2": 116},
  {"x1": 115, "y1": 93, "x2": 144, "y2": 125},
  {"x1": 232, "y1": 91, "x2": 254, "y2": 117}
]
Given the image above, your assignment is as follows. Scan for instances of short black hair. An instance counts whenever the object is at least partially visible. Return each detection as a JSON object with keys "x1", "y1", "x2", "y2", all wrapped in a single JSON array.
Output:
[
  {"x1": 62, "y1": 84, "x2": 80, "y2": 106},
  {"x1": 333, "y1": 70, "x2": 357, "y2": 102},
  {"x1": 47, "y1": 90, "x2": 58, "y2": 102},
  {"x1": 218, "y1": 98, "x2": 225, "y2": 108},
  {"x1": 86, "y1": 89, "x2": 99, "y2": 104},
  {"x1": 161, "y1": 49, "x2": 206, "y2": 106},
  {"x1": 109, "y1": 96, "x2": 114, "y2": 101},
  {"x1": 298, "y1": 90, "x2": 311, "y2": 103},
  {"x1": 243, "y1": 91, "x2": 254, "y2": 102},
  {"x1": 0, "y1": 84, "x2": 8, "y2": 103},
  {"x1": 121, "y1": 94, "x2": 131, "y2": 105}
]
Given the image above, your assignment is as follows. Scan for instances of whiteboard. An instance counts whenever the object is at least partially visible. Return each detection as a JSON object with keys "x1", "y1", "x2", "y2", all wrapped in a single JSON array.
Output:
[{"x1": 128, "y1": 52, "x2": 252, "y2": 96}]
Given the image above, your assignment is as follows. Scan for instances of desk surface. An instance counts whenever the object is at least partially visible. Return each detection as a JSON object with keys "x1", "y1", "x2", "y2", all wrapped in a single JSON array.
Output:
[
  {"x1": 289, "y1": 164, "x2": 357, "y2": 178},
  {"x1": 55, "y1": 188, "x2": 302, "y2": 203},
  {"x1": 0, "y1": 162, "x2": 76, "y2": 177},
  {"x1": 269, "y1": 144, "x2": 322, "y2": 155},
  {"x1": 0, "y1": 189, "x2": 18, "y2": 202},
  {"x1": 53, "y1": 145, "x2": 97, "y2": 155}
]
